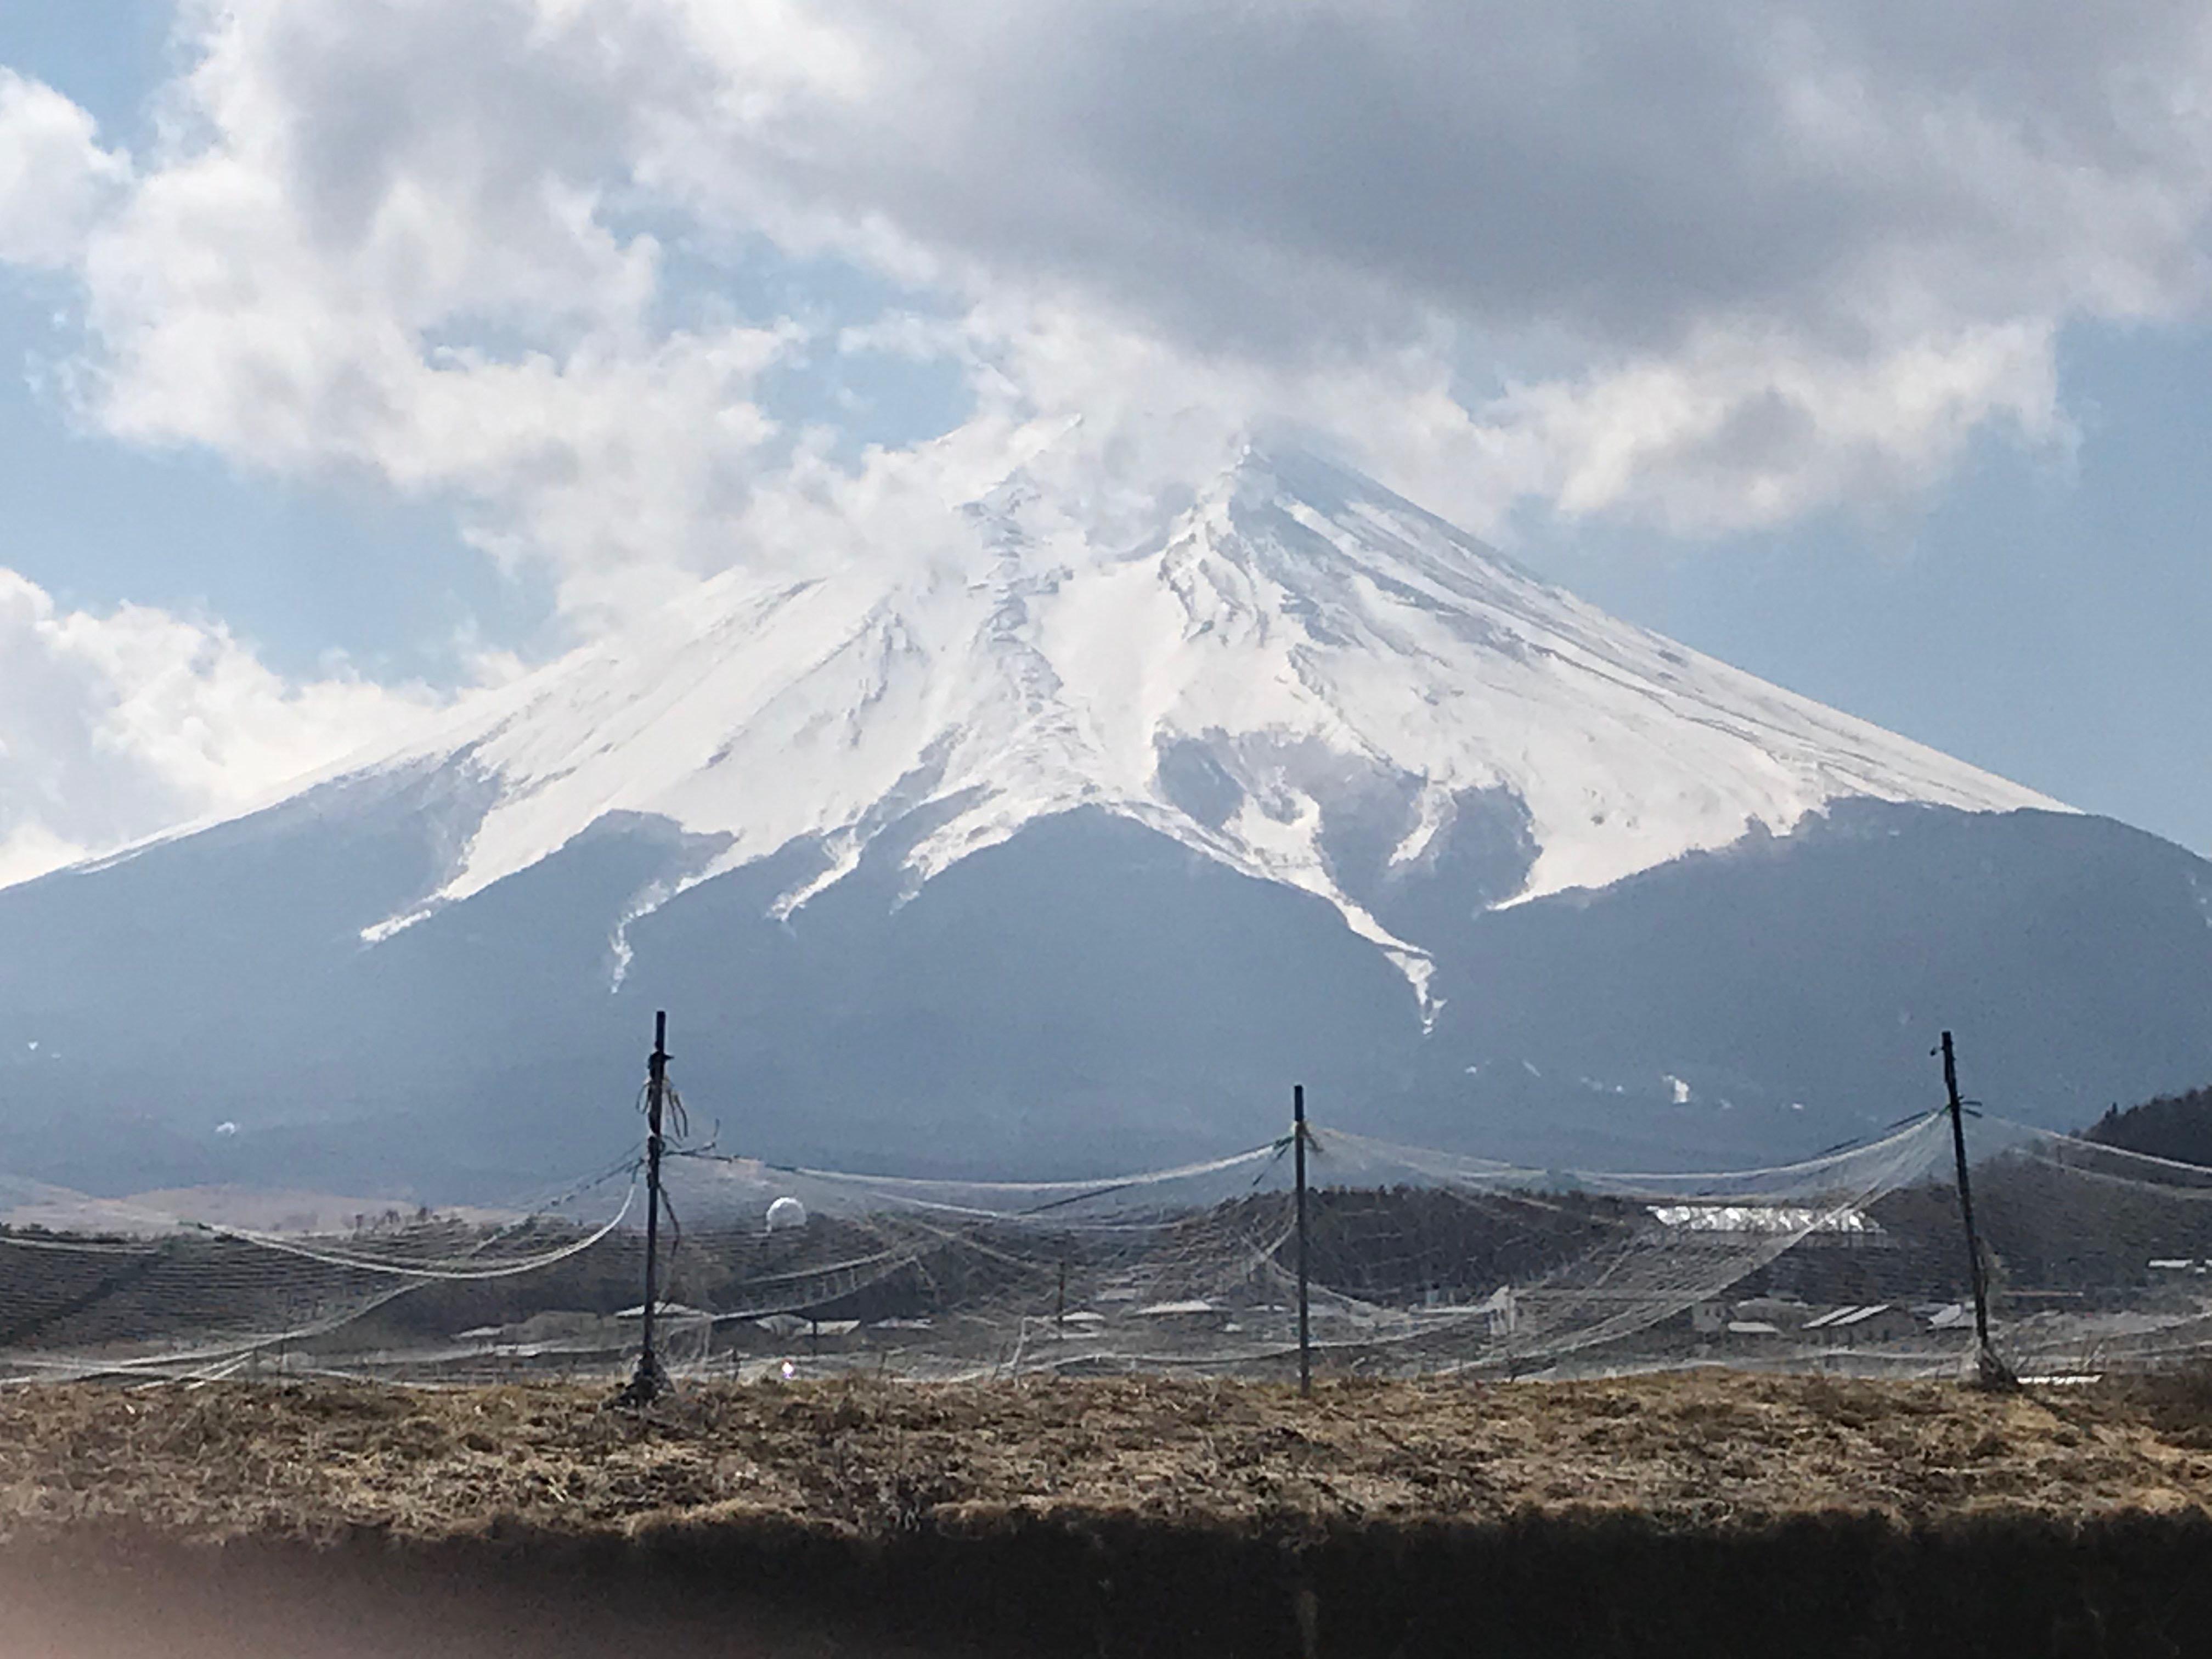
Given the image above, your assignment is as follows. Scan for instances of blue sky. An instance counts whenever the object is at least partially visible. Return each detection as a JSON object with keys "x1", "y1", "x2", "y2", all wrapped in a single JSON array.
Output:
[
  {"x1": 1530, "y1": 321, "x2": 2212, "y2": 854},
  {"x1": 2, "y1": 0, "x2": 2208, "y2": 880}
]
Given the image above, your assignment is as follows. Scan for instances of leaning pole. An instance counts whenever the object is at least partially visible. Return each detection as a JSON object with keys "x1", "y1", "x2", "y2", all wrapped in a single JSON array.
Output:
[
  {"x1": 1938, "y1": 1031, "x2": 2011, "y2": 1390},
  {"x1": 620, "y1": 1011, "x2": 673, "y2": 1405}
]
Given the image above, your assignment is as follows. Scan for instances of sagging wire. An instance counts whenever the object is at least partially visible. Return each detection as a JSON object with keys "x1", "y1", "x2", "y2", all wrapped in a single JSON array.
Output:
[
  {"x1": 190, "y1": 1179, "x2": 640, "y2": 1280},
  {"x1": 1815, "y1": 1106, "x2": 1953, "y2": 1160}
]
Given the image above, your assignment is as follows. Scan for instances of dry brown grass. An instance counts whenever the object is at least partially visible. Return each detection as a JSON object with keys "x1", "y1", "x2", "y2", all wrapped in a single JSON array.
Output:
[{"x1": 0, "y1": 1369, "x2": 2207, "y2": 1548}]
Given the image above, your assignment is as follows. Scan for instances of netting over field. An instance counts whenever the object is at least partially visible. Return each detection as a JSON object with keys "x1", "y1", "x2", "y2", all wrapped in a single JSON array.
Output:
[{"x1": 7, "y1": 1096, "x2": 2212, "y2": 1386}]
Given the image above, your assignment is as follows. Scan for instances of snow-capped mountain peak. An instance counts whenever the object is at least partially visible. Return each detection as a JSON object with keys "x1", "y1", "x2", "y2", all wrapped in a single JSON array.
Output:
[
  {"x1": 21, "y1": 441, "x2": 2208, "y2": 1197},
  {"x1": 329, "y1": 442, "x2": 2058, "y2": 990}
]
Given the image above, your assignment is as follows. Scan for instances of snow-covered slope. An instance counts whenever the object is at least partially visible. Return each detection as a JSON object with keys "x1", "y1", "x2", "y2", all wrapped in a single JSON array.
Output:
[{"x1": 335, "y1": 444, "x2": 2057, "y2": 993}]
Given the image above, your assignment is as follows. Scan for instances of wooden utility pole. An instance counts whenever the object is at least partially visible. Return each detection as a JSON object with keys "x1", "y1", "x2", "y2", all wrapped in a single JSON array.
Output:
[
  {"x1": 622, "y1": 1011, "x2": 672, "y2": 1405},
  {"x1": 1939, "y1": 1031, "x2": 2009, "y2": 1388},
  {"x1": 1294, "y1": 1082, "x2": 1311, "y2": 1396}
]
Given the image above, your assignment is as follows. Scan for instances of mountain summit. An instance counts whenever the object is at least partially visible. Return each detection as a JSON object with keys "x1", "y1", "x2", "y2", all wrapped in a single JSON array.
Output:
[
  {"x1": 337, "y1": 445, "x2": 2049, "y2": 998},
  {"x1": 3, "y1": 447, "x2": 2203, "y2": 1195}
]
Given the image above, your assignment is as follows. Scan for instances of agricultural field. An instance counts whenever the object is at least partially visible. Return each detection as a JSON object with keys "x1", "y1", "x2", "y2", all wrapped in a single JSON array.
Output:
[{"x1": 4, "y1": 1370, "x2": 2210, "y2": 1541}]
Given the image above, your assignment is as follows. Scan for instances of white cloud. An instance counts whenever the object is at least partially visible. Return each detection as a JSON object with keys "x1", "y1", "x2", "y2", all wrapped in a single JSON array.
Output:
[
  {"x1": 43, "y1": 7, "x2": 800, "y2": 620},
  {"x1": 0, "y1": 569, "x2": 441, "y2": 887},
  {"x1": 0, "y1": 67, "x2": 130, "y2": 268},
  {"x1": 1470, "y1": 319, "x2": 2067, "y2": 535},
  {"x1": 7, "y1": 0, "x2": 2212, "y2": 572},
  {"x1": 651, "y1": 0, "x2": 2205, "y2": 531}
]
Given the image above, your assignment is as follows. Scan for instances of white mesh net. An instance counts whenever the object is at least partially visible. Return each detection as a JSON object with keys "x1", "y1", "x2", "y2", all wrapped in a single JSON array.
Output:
[
  {"x1": 8, "y1": 1087, "x2": 2212, "y2": 1386},
  {"x1": 0, "y1": 1164, "x2": 639, "y2": 1383}
]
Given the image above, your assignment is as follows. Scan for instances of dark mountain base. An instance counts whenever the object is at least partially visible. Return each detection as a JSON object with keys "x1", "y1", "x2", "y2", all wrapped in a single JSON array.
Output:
[{"x1": 2, "y1": 787, "x2": 2208, "y2": 1197}]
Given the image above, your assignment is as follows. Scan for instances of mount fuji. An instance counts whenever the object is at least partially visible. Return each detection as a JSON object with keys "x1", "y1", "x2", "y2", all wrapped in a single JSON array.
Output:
[{"x1": 4, "y1": 445, "x2": 2210, "y2": 1196}]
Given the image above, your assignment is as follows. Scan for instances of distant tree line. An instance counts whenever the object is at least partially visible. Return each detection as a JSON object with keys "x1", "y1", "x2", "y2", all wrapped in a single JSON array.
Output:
[{"x1": 2085, "y1": 1085, "x2": 2212, "y2": 1166}]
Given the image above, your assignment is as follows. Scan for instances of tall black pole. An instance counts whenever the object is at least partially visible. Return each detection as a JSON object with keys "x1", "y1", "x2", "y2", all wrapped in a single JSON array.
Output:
[
  {"x1": 624, "y1": 1010, "x2": 671, "y2": 1404},
  {"x1": 1294, "y1": 1082, "x2": 1311, "y2": 1397},
  {"x1": 1940, "y1": 1031, "x2": 1997, "y2": 1374}
]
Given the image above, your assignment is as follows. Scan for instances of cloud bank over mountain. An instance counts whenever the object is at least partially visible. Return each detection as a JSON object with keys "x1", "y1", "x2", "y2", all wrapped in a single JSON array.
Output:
[{"x1": 2, "y1": 0, "x2": 2209, "y2": 874}]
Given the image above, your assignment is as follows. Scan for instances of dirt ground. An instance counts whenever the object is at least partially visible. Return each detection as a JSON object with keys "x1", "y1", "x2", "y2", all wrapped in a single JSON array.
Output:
[{"x1": 4, "y1": 1368, "x2": 2212, "y2": 1546}]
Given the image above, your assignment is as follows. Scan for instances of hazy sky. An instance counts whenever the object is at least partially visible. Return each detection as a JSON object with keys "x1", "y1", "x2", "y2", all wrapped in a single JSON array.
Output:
[{"x1": 2, "y1": 0, "x2": 2208, "y2": 885}]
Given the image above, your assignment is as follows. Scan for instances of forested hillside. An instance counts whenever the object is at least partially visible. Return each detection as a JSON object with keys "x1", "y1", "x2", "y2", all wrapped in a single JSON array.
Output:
[{"x1": 2085, "y1": 1085, "x2": 2212, "y2": 1165}]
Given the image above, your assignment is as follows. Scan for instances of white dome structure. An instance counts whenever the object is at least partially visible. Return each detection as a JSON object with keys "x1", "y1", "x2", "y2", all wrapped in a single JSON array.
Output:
[{"x1": 765, "y1": 1195, "x2": 808, "y2": 1232}]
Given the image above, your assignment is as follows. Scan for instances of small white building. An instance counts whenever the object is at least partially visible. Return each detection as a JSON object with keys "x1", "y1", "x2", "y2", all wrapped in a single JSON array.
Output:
[
  {"x1": 1647, "y1": 1204, "x2": 1884, "y2": 1237},
  {"x1": 1802, "y1": 1304, "x2": 1917, "y2": 1344}
]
